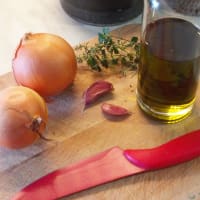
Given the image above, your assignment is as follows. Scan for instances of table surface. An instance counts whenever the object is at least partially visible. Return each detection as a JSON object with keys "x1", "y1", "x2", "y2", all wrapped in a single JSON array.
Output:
[
  {"x1": 0, "y1": 0, "x2": 141, "y2": 75},
  {"x1": 0, "y1": 24, "x2": 200, "y2": 200},
  {"x1": 1, "y1": 2, "x2": 200, "y2": 200}
]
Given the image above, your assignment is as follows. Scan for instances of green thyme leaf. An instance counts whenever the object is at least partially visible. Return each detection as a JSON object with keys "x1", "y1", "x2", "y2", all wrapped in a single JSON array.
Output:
[
  {"x1": 75, "y1": 29, "x2": 140, "y2": 75},
  {"x1": 131, "y1": 36, "x2": 138, "y2": 44}
]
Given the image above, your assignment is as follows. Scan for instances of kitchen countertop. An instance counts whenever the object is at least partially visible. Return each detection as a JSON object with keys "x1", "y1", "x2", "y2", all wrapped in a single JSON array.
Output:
[
  {"x1": 0, "y1": 0, "x2": 141, "y2": 75},
  {"x1": 1, "y1": 1, "x2": 200, "y2": 200},
  {"x1": 0, "y1": 23, "x2": 200, "y2": 200}
]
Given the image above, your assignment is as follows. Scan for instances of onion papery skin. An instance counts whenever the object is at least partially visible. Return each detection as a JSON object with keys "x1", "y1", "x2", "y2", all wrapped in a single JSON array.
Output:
[
  {"x1": 0, "y1": 86, "x2": 48, "y2": 149},
  {"x1": 12, "y1": 33, "x2": 77, "y2": 97}
]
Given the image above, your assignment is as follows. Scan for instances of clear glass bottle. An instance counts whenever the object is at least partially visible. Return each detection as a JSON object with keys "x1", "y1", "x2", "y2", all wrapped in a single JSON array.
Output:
[{"x1": 137, "y1": 0, "x2": 200, "y2": 123}]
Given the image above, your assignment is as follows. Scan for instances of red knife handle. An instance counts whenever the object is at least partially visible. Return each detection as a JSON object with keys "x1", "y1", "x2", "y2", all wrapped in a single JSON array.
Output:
[{"x1": 124, "y1": 129, "x2": 200, "y2": 170}]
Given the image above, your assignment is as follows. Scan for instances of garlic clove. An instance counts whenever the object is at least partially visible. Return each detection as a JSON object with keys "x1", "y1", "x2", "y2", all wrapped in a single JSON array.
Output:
[
  {"x1": 83, "y1": 80, "x2": 114, "y2": 106},
  {"x1": 101, "y1": 102, "x2": 131, "y2": 116}
]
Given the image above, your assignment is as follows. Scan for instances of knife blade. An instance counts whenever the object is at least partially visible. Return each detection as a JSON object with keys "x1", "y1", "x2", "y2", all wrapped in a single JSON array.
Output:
[{"x1": 12, "y1": 129, "x2": 200, "y2": 200}]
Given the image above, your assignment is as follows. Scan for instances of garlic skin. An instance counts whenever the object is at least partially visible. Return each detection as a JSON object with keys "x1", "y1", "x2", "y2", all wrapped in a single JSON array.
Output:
[
  {"x1": 83, "y1": 80, "x2": 114, "y2": 106},
  {"x1": 101, "y1": 103, "x2": 131, "y2": 116}
]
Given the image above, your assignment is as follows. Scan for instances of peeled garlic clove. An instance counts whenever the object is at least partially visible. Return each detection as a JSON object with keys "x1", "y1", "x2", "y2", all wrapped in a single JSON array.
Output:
[
  {"x1": 101, "y1": 103, "x2": 131, "y2": 116},
  {"x1": 83, "y1": 80, "x2": 114, "y2": 106}
]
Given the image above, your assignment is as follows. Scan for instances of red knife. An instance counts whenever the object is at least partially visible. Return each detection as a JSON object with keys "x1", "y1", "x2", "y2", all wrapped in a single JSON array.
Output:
[{"x1": 12, "y1": 129, "x2": 200, "y2": 200}]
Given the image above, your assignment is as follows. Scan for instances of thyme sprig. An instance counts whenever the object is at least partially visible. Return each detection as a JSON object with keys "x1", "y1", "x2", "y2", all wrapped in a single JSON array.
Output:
[{"x1": 75, "y1": 28, "x2": 140, "y2": 74}]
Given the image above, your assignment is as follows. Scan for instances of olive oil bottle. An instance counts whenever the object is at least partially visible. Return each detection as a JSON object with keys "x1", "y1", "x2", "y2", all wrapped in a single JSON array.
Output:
[{"x1": 137, "y1": 18, "x2": 200, "y2": 122}]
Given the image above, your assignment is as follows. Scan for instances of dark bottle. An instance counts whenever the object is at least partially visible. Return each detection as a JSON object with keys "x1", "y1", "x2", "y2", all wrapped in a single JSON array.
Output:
[{"x1": 60, "y1": 0, "x2": 143, "y2": 25}]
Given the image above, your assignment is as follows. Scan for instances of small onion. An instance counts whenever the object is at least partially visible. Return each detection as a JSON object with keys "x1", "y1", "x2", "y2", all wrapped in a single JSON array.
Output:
[
  {"x1": 12, "y1": 33, "x2": 77, "y2": 97},
  {"x1": 0, "y1": 86, "x2": 48, "y2": 149}
]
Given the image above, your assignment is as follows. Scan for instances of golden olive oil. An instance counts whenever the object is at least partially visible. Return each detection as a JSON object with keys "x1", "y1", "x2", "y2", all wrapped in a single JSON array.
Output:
[{"x1": 137, "y1": 18, "x2": 200, "y2": 122}]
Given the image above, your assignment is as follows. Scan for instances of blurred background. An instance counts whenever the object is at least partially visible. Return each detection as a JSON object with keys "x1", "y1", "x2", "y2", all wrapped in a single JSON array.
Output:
[{"x1": 0, "y1": 0, "x2": 142, "y2": 75}]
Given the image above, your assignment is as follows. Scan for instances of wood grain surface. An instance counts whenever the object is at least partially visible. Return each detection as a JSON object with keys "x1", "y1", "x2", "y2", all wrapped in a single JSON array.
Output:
[{"x1": 0, "y1": 24, "x2": 200, "y2": 200}]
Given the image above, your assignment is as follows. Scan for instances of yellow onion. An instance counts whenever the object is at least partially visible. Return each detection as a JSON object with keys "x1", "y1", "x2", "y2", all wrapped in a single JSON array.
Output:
[
  {"x1": 0, "y1": 86, "x2": 48, "y2": 149},
  {"x1": 12, "y1": 33, "x2": 77, "y2": 97}
]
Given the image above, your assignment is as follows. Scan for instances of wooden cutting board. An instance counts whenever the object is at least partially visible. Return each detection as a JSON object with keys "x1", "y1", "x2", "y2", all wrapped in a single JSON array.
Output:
[{"x1": 0, "y1": 24, "x2": 200, "y2": 200}]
